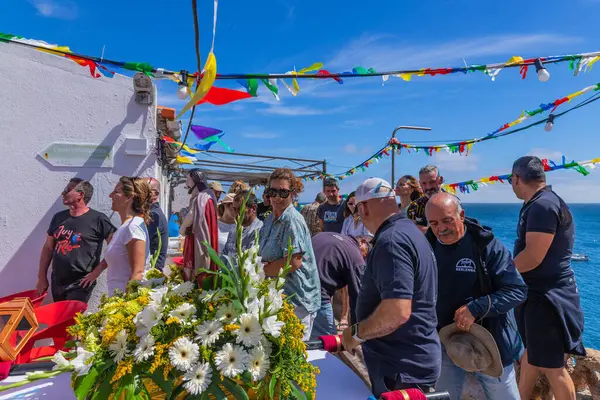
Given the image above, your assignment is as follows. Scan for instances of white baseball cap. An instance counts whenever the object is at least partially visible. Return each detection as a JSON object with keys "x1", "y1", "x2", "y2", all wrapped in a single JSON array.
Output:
[{"x1": 355, "y1": 177, "x2": 396, "y2": 203}]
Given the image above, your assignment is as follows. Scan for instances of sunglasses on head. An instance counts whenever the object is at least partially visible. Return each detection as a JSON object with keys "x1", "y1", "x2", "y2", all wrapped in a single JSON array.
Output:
[{"x1": 265, "y1": 188, "x2": 292, "y2": 199}]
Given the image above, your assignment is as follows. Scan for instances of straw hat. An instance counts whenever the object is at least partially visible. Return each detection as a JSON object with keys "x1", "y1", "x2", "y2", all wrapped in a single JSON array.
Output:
[
  {"x1": 219, "y1": 193, "x2": 236, "y2": 205},
  {"x1": 209, "y1": 181, "x2": 224, "y2": 192},
  {"x1": 439, "y1": 323, "x2": 503, "y2": 377}
]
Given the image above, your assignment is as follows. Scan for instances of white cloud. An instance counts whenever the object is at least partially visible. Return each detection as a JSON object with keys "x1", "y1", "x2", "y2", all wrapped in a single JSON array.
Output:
[
  {"x1": 260, "y1": 105, "x2": 344, "y2": 116},
  {"x1": 526, "y1": 148, "x2": 564, "y2": 161},
  {"x1": 342, "y1": 119, "x2": 373, "y2": 128},
  {"x1": 326, "y1": 33, "x2": 581, "y2": 71},
  {"x1": 29, "y1": 0, "x2": 78, "y2": 19},
  {"x1": 432, "y1": 152, "x2": 481, "y2": 173},
  {"x1": 343, "y1": 144, "x2": 358, "y2": 154},
  {"x1": 241, "y1": 132, "x2": 280, "y2": 139}
]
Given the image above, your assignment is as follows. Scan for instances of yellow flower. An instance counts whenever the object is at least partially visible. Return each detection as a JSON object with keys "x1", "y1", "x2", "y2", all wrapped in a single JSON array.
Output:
[
  {"x1": 223, "y1": 324, "x2": 240, "y2": 332},
  {"x1": 111, "y1": 358, "x2": 133, "y2": 384},
  {"x1": 166, "y1": 317, "x2": 180, "y2": 325}
]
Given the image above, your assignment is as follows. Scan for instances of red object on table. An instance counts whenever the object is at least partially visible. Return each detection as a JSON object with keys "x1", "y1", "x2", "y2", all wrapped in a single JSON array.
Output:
[
  {"x1": 172, "y1": 256, "x2": 184, "y2": 266},
  {"x1": 381, "y1": 389, "x2": 427, "y2": 400},
  {"x1": 16, "y1": 300, "x2": 87, "y2": 364},
  {"x1": 0, "y1": 290, "x2": 47, "y2": 308},
  {"x1": 0, "y1": 361, "x2": 11, "y2": 380},
  {"x1": 319, "y1": 335, "x2": 344, "y2": 352}
]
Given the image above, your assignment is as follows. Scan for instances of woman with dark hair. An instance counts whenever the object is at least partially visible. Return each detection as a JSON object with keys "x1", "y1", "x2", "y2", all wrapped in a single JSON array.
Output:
[
  {"x1": 341, "y1": 191, "x2": 372, "y2": 238},
  {"x1": 395, "y1": 174, "x2": 423, "y2": 212},
  {"x1": 179, "y1": 169, "x2": 219, "y2": 283},
  {"x1": 81, "y1": 177, "x2": 151, "y2": 295},
  {"x1": 259, "y1": 168, "x2": 321, "y2": 340}
]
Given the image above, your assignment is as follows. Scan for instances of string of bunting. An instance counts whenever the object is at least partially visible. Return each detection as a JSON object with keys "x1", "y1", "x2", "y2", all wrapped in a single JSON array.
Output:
[
  {"x1": 442, "y1": 156, "x2": 600, "y2": 194},
  {"x1": 305, "y1": 83, "x2": 600, "y2": 181},
  {"x1": 2, "y1": 31, "x2": 600, "y2": 108}
]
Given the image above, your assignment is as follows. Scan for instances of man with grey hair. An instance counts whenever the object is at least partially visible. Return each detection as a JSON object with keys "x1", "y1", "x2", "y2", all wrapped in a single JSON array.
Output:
[
  {"x1": 145, "y1": 177, "x2": 168, "y2": 270},
  {"x1": 407, "y1": 164, "x2": 444, "y2": 233},
  {"x1": 301, "y1": 192, "x2": 326, "y2": 236},
  {"x1": 342, "y1": 177, "x2": 440, "y2": 397},
  {"x1": 425, "y1": 192, "x2": 527, "y2": 400},
  {"x1": 510, "y1": 156, "x2": 585, "y2": 400}
]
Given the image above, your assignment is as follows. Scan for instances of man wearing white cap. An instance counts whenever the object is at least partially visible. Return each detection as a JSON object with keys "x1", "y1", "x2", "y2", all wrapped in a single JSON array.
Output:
[
  {"x1": 208, "y1": 181, "x2": 224, "y2": 201},
  {"x1": 341, "y1": 177, "x2": 441, "y2": 398}
]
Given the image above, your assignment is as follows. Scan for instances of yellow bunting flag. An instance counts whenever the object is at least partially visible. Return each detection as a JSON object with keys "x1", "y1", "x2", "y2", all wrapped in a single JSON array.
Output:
[
  {"x1": 505, "y1": 56, "x2": 524, "y2": 66},
  {"x1": 177, "y1": 52, "x2": 217, "y2": 119},
  {"x1": 175, "y1": 156, "x2": 194, "y2": 165}
]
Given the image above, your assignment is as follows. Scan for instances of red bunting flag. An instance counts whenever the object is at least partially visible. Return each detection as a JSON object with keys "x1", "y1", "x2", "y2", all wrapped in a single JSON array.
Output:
[{"x1": 196, "y1": 86, "x2": 253, "y2": 106}]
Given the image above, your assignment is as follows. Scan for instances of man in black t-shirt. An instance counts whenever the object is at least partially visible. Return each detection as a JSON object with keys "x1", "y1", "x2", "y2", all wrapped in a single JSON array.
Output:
[
  {"x1": 511, "y1": 156, "x2": 585, "y2": 400},
  {"x1": 256, "y1": 192, "x2": 272, "y2": 221},
  {"x1": 310, "y1": 232, "x2": 369, "y2": 339},
  {"x1": 317, "y1": 178, "x2": 345, "y2": 233},
  {"x1": 36, "y1": 178, "x2": 115, "y2": 303},
  {"x1": 145, "y1": 178, "x2": 168, "y2": 270}
]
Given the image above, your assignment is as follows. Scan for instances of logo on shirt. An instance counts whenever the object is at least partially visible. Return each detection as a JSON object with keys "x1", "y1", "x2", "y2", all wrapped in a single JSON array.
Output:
[
  {"x1": 456, "y1": 258, "x2": 476, "y2": 273},
  {"x1": 53, "y1": 225, "x2": 82, "y2": 255},
  {"x1": 323, "y1": 210, "x2": 339, "y2": 223}
]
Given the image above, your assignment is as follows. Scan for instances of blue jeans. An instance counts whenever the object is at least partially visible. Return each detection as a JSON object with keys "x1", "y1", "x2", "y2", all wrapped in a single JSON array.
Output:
[
  {"x1": 311, "y1": 302, "x2": 336, "y2": 340},
  {"x1": 436, "y1": 347, "x2": 519, "y2": 400}
]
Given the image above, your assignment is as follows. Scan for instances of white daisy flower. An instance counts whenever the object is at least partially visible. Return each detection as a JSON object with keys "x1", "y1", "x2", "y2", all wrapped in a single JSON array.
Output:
[
  {"x1": 183, "y1": 362, "x2": 212, "y2": 395},
  {"x1": 51, "y1": 351, "x2": 71, "y2": 370},
  {"x1": 215, "y1": 343, "x2": 249, "y2": 378},
  {"x1": 72, "y1": 347, "x2": 94, "y2": 376},
  {"x1": 248, "y1": 346, "x2": 270, "y2": 381},
  {"x1": 133, "y1": 334, "x2": 155, "y2": 363},
  {"x1": 235, "y1": 313, "x2": 263, "y2": 347},
  {"x1": 262, "y1": 315, "x2": 284, "y2": 338},
  {"x1": 171, "y1": 281, "x2": 194, "y2": 297},
  {"x1": 169, "y1": 303, "x2": 197, "y2": 321},
  {"x1": 195, "y1": 320, "x2": 224, "y2": 347},
  {"x1": 216, "y1": 303, "x2": 237, "y2": 323},
  {"x1": 169, "y1": 337, "x2": 199, "y2": 372},
  {"x1": 109, "y1": 329, "x2": 129, "y2": 363}
]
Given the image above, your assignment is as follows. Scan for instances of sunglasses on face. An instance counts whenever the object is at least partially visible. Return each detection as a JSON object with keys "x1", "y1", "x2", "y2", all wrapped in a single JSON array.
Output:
[{"x1": 265, "y1": 188, "x2": 292, "y2": 199}]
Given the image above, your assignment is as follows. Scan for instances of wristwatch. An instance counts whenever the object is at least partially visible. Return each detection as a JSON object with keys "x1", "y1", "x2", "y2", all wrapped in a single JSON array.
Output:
[{"x1": 351, "y1": 324, "x2": 365, "y2": 344}]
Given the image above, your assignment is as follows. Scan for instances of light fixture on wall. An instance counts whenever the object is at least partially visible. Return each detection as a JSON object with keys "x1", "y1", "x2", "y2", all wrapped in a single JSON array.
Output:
[
  {"x1": 177, "y1": 70, "x2": 190, "y2": 100},
  {"x1": 133, "y1": 72, "x2": 154, "y2": 105}
]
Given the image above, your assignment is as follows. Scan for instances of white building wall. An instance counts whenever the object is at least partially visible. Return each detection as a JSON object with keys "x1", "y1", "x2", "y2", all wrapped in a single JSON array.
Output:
[{"x1": 0, "y1": 44, "x2": 159, "y2": 299}]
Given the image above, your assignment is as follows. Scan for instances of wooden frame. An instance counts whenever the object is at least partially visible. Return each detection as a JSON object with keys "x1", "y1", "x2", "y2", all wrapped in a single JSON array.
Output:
[{"x1": 0, "y1": 298, "x2": 39, "y2": 361}]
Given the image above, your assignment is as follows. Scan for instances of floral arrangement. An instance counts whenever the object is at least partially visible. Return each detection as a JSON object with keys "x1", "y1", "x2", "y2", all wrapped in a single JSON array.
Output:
[{"x1": 46, "y1": 200, "x2": 318, "y2": 399}]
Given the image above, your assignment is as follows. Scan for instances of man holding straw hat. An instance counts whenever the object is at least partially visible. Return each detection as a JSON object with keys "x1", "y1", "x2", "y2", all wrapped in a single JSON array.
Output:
[{"x1": 425, "y1": 192, "x2": 527, "y2": 400}]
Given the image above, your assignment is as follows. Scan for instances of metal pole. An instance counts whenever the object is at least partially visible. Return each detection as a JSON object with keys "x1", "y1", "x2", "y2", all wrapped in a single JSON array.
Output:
[{"x1": 391, "y1": 126, "x2": 432, "y2": 186}]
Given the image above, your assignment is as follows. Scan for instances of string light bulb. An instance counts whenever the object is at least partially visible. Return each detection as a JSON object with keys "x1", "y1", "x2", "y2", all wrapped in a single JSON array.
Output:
[
  {"x1": 177, "y1": 84, "x2": 189, "y2": 99},
  {"x1": 535, "y1": 59, "x2": 550, "y2": 82},
  {"x1": 545, "y1": 114, "x2": 555, "y2": 132}
]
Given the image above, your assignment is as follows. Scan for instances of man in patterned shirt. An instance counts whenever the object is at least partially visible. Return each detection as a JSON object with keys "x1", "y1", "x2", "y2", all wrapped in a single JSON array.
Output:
[
  {"x1": 407, "y1": 165, "x2": 444, "y2": 233},
  {"x1": 301, "y1": 192, "x2": 326, "y2": 236}
]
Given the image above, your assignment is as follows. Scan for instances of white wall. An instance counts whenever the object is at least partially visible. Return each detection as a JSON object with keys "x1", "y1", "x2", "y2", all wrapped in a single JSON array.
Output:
[{"x1": 0, "y1": 44, "x2": 158, "y2": 298}]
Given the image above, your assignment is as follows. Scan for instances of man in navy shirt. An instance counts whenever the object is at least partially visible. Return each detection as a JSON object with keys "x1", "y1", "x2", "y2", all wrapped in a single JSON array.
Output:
[
  {"x1": 145, "y1": 178, "x2": 169, "y2": 270},
  {"x1": 425, "y1": 192, "x2": 527, "y2": 400},
  {"x1": 342, "y1": 177, "x2": 440, "y2": 398},
  {"x1": 310, "y1": 232, "x2": 369, "y2": 339},
  {"x1": 511, "y1": 156, "x2": 585, "y2": 400}
]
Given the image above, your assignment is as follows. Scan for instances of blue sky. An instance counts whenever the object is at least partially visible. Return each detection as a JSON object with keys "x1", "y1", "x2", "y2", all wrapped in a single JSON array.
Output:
[{"x1": 4, "y1": 0, "x2": 600, "y2": 203}]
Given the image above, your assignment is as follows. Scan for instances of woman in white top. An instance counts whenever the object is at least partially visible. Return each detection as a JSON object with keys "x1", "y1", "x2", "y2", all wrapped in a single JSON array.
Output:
[
  {"x1": 341, "y1": 192, "x2": 372, "y2": 238},
  {"x1": 81, "y1": 177, "x2": 150, "y2": 295},
  {"x1": 217, "y1": 193, "x2": 237, "y2": 254}
]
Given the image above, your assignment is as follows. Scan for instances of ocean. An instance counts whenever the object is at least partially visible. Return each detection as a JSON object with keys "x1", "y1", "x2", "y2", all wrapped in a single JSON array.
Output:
[{"x1": 464, "y1": 203, "x2": 600, "y2": 350}]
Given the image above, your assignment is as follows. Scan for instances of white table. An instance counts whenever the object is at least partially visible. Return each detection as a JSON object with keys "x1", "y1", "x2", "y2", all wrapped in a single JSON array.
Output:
[{"x1": 0, "y1": 350, "x2": 372, "y2": 399}]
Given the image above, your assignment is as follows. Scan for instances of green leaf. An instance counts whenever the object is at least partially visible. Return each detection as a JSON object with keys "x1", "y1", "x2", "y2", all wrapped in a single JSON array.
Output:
[
  {"x1": 74, "y1": 366, "x2": 100, "y2": 400},
  {"x1": 290, "y1": 383, "x2": 307, "y2": 400},
  {"x1": 240, "y1": 371, "x2": 252, "y2": 385},
  {"x1": 200, "y1": 241, "x2": 227, "y2": 270},
  {"x1": 268, "y1": 375, "x2": 278, "y2": 399},
  {"x1": 91, "y1": 369, "x2": 115, "y2": 400},
  {"x1": 65, "y1": 340, "x2": 77, "y2": 349},
  {"x1": 148, "y1": 368, "x2": 173, "y2": 396},
  {"x1": 207, "y1": 383, "x2": 228, "y2": 399},
  {"x1": 221, "y1": 377, "x2": 249, "y2": 400}
]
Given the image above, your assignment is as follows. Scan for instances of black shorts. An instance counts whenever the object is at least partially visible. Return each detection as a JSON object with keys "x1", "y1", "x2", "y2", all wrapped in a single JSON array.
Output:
[
  {"x1": 51, "y1": 281, "x2": 94, "y2": 303},
  {"x1": 516, "y1": 298, "x2": 566, "y2": 369}
]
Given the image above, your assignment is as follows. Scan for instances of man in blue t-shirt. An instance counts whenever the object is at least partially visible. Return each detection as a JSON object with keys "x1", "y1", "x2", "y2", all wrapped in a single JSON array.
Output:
[
  {"x1": 511, "y1": 156, "x2": 586, "y2": 400},
  {"x1": 425, "y1": 192, "x2": 527, "y2": 400},
  {"x1": 341, "y1": 177, "x2": 441, "y2": 398},
  {"x1": 317, "y1": 178, "x2": 345, "y2": 233}
]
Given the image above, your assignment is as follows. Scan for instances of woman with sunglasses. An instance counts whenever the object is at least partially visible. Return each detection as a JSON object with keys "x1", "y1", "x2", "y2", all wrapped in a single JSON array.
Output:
[
  {"x1": 259, "y1": 168, "x2": 321, "y2": 340},
  {"x1": 341, "y1": 191, "x2": 372, "y2": 238},
  {"x1": 395, "y1": 175, "x2": 423, "y2": 212}
]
